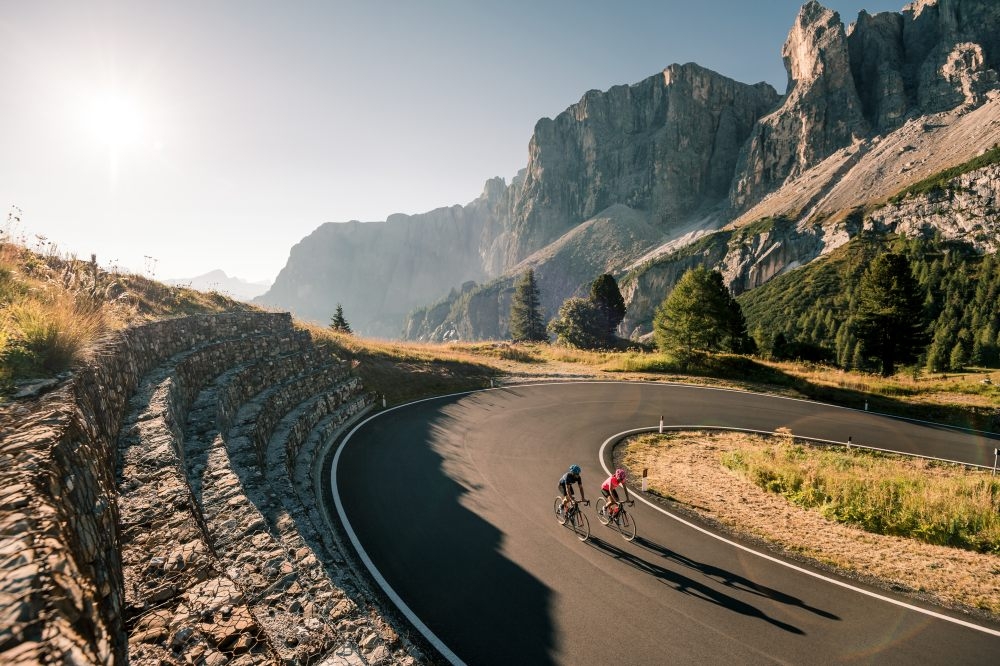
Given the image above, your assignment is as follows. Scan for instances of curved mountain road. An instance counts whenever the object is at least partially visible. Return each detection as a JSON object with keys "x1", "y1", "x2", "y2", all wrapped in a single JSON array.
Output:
[{"x1": 332, "y1": 382, "x2": 1000, "y2": 664}]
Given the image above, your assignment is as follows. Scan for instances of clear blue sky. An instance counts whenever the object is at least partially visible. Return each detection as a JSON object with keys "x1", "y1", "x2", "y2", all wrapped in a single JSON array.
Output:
[{"x1": 0, "y1": 0, "x2": 904, "y2": 282}]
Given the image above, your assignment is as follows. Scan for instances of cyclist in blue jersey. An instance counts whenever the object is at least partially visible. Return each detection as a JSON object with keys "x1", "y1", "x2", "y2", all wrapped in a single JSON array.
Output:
[{"x1": 559, "y1": 464, "x2": 586, "y2": 515}]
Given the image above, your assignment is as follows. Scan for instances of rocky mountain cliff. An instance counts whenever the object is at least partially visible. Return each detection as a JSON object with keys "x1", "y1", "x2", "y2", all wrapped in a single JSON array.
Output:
[
  {"x1": 620, "y1": 155, "x2": 1000, "y2": 336},
  {"x1": 258, "y1": 63, "x2": 778, "y2": 336},
  {"x1": 255, "y1": 183, "x2": 504, "y2": 336},
  {"x1": 259, "y1": 0, "x2": 1000, "y2": 341}
]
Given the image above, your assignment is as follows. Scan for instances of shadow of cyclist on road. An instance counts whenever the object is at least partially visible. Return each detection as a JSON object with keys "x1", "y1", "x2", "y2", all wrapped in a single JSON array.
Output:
[
  {"x1": 631, "y1": 536, "x2": 840, "y2": 620},
  {"x1": 586, "y1": 535, "x2": 807, "y2": 634}
]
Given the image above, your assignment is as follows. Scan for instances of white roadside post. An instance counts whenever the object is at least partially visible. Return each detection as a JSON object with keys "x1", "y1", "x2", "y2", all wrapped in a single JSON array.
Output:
[
  {"x1": 993, "y1": 448, "x2": 999, "y2": 477},
  {"x1": 659, "y1": 415, "x2": 664, "y2": 434},
  {"x1": 641, "y1": 468, "x2": 648, "y2": 493}
]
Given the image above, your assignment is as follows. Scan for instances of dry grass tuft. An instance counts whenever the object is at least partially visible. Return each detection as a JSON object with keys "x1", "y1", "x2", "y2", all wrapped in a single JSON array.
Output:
[{"x1": 1, "y1": 240, "x2": 257, "y2": 391}]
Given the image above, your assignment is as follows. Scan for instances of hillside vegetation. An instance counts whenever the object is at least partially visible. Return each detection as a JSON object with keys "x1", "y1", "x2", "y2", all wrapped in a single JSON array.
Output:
[
  {"x1": 0, "y1": 236, "x2": 256, "y2": 392},
  {"x1": 739, "y1": 233, "x2": 1000, "y2": 373}
]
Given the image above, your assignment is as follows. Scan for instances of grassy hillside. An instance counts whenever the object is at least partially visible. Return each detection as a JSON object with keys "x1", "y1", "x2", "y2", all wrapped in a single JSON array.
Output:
[
  {"x1": 0, "y1": 239, "x2": 257, "y2": 392},
  {"x1": 738, "y1": 233, "x2": 1000, "y2": 373}
]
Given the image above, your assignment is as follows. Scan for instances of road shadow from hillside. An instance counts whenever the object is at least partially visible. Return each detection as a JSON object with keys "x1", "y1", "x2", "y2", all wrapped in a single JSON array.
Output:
[
  {"x1": 631, "y1": 536, "x2": 839, "y2": 621},
  {"x1": 585, "y1": 535, "x2": 806, "y2": 635},
  {"x1": 335, "y1": 396, "x2": 556, "y2": 665}
]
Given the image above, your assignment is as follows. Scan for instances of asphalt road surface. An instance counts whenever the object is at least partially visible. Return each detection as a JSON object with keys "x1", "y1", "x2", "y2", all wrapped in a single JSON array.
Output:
[{"x1": 332, "y1": 382, "x2": 1000, "y2": 664}]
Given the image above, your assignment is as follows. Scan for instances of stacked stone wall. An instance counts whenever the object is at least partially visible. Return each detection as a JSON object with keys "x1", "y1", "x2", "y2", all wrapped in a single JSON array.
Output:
[{"x1": 0, "y1": 312, "x2": 406, "y2": 665}]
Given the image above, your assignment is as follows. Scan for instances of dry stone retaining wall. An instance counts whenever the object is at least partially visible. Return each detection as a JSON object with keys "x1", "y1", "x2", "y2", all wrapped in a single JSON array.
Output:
[{"x1": 0, "y1": 313, "x2": 418, "y2": 665}]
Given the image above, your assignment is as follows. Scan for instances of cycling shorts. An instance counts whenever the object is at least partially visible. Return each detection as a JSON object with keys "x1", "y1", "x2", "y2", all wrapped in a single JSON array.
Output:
[
  {"x1": 601, "y1": 487, "x2": 620, "y2": 501},
  {"x1": 559, "y1": 482, "x2": 575, "y2": 497}
]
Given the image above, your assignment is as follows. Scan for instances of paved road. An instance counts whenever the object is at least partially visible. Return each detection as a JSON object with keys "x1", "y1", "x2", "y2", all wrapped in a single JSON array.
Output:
[{"x1": 333, "y1": 382, "x2": 1000, "y2": 664}]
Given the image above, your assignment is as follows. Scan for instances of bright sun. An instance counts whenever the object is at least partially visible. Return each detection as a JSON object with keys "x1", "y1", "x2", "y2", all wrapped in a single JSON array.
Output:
[{"x1": 84, "y1": 91, "x2": 145, "y2": 149}]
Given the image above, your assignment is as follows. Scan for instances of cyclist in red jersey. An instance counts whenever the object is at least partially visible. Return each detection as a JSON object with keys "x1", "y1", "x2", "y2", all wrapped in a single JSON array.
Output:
[{"x1": 601, "y1": 468, "x2": 631, "y2": 515}]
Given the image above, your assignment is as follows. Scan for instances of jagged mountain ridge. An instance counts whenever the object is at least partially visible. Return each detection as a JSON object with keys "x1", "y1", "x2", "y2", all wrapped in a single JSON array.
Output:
[
  {"x1": 257, "y1": 62, "x2": 779, "y2": 336},
  {"x1": 258, "y1": 0, "x2": 1000, "y2": 340}
]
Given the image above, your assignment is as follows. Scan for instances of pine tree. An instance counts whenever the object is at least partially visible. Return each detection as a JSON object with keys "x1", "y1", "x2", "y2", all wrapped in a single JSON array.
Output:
[
  {"x1": 852, "y1": 253, "x2": 926, "y2": 376},
  {"x1": 851, "y1": 343, "x2": 865, "y2": 372},
  {"x1": 950, "y1": 341, "x2": 967, "y2": 371},
  {"x1": 589, "y1": 273, "x2": 627, "y2": 344},
  {"x1": 329, "y1": 304, "x2": 352, "y2": 334},
  {"x1": 509, "y1": 269, "x2": 547, "y2": 342},
  {"x1": 653, "y1": 266, "x2": 751, "y2": 354}
]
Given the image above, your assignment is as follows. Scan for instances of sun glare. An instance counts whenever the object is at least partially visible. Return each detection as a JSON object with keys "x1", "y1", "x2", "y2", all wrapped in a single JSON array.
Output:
[{"x1": 84, "y1": 91, "x2": 145, "y2": 149}]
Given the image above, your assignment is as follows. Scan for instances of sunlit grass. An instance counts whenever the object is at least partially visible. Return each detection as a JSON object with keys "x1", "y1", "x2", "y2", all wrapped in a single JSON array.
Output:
[
  {"x1": 1, "y1": 293, "x2": 106, "y2": 376},
  {"x1": 714, "y1": 435, "x2": 1000, "y2": 553},
  {"x1": 0, "y1": 240, "x2": 257, "y2": 391}
]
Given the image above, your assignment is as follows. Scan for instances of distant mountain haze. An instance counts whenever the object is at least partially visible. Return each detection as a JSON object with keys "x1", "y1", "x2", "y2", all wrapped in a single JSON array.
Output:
[
  {"x1": 256, "y1": 0, "x2": 1000, "y2": 340},
  {"x1": 166, "y1": 270, "x2": 272, "y2": 302}
]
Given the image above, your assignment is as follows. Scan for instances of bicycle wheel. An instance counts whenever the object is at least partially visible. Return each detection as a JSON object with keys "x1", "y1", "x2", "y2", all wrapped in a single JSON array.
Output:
[
  {"x1": 595, "y1": 498, "x2": 610, "y2": 525},
  {"x1": 617, "y1": 509, "x2": 637, "y2": 542},
  {"x1": 573, "y1": 510, "x2": 590, "y2": 542},
  {"x1": 554, "y1": 498, "x2": 567, "y2": 525}
]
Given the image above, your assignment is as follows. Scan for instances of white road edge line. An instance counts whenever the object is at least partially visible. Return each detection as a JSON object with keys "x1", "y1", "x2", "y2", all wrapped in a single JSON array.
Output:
[
  {"x1": 599, "y1": 427, "x2": 1000, "y2": 638},
  {"x1": 333, "y1": 381, "x2": 1000, "y2": 664},
  {"x1": 333, "y1": 397, "x2": 469, "y2": 666}
]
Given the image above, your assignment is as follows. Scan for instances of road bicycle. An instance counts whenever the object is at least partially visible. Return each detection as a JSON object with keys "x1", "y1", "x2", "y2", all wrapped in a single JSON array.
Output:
[
  {"x1": 596, "y1": 498, "x2": 636, "y2": 542},
  {"x1": 554, "y1": 498, "x2": 590, "y2": 542}
]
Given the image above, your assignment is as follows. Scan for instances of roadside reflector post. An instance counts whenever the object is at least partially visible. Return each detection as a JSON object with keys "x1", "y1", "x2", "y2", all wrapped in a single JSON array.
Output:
[
  {"x1": 659, "y1": 415, "x2": 664, "y2": 434},
  {"x1": 641, "y1": 468, "x2": 648, "y2": 492},
  {"x1": 382, "y1": 395, "x2": 387, "y2": 409},
  {"x1": 864, "y1": 400, "x2": 868, "y2": 411},
  {"x1": 993, "y1": 448, "x2": 999, "y2": 477},
  {"x1": 847, "y1": 436, "x2": 852, "y2": 449}
]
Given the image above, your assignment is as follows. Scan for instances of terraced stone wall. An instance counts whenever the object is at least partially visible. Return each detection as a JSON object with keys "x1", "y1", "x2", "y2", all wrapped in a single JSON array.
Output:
[{"x1": 0, "y1": 313, "x2": 404, "y2": 665}]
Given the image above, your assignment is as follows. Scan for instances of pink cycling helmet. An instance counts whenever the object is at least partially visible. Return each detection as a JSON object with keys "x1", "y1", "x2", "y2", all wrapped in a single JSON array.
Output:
[{"x1": 614, "y1": 468, "x2": 627, "y2": 481}]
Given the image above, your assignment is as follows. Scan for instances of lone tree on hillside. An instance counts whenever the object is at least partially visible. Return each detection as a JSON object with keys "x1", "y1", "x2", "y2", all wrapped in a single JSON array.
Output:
[
  {"x1": 589, "y1": 273, "x2": 626, "y2": 344},
  {"x1": 329, "y1": 304, "x2": 352, "y2": 334},
  {"x1": 852, "y1": 252, "x2": 926, "y2": 376},
  {"x1": 548, "y1": 297, "x2": 604, "y2": 349},
  {"x1": 509, "y1": 269, "x2": 547, "y2": 342},
  {"x1": 653, "y1": 266, "x2": 752, "y2": 355}
]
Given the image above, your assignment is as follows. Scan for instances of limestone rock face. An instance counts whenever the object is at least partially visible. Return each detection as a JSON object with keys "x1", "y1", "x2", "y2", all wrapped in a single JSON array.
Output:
[
  {"x1": 846, "y1": 0, "x2": 1000, "y2": 123},
  {"x1": 623, "y1": 158, "x2": 1000, "y2": 338},
  {"x1": 867, "y1": 162, "x2": 1000, "y2": 252},
  {"x1": 497, "y1": 63, "x2": 779, "y2": 270},
  {"x1": 255, "y1": 180, "x2": 504, "y2": 337},
  {"x1": 848, "y1": 10, "x2": 908, "y2": 130},
  {"x1": 405, "y1": 204, "x2": 664, "y2": 341},
  {"x1": 917, "y1": 41, "x2": 997, "y2": 111},
  {"x1": 731, "y1": 1, "x2": 868, "y2": 210}
]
